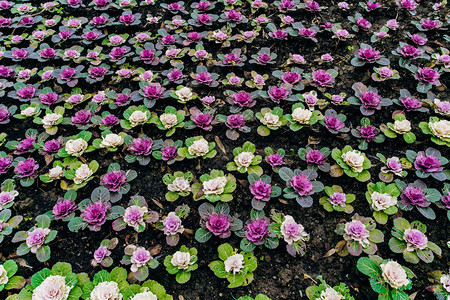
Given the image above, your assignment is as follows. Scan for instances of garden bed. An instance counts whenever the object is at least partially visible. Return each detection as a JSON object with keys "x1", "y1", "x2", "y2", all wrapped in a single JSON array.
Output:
[{"x1": 0, "y1": 0, "x2": 448, "y2": 299}]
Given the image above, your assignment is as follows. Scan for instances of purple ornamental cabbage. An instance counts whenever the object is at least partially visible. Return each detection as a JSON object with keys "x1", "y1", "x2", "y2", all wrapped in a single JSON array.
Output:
[
  {"x1": 206, "y1": 213, "x2": 232, "y2": 237},
  {"x1": 406, "y1": 148, "x2": 447, "y2": 181},
  {"x1": 82, "y1": 202, "x2": 110, "y2": 231},
  {"x1": 15, "y1": 136, "x2": 36, "y2": 154},
  {"x1": 279, "y1": 168, "x2": 324, "y2": 207},
  {"x1": 161, "y1": 146, "x2": 178, "y2": 161},
  {"x1": 101, "y1": 170, "x2": 127, "y2": 192},
  {"x1": 321, "y1": 109, "x2": 349, "y2": 134},
  {"x1": 129, "y1": 138, "x2": 153, "y2": 156},
  {"x1": 415, "y1": 67, "x2": 440, "y2": 86},
  {"x1": 414, "y1": 152, "x2": 443, "y2": 173},
  {"x1": 39, "y1": 92, "x2": 59, "y2": 105},
  {"x1": 230, "y1": 91, "x2": 255, "y2": 107},
  {"x1": 101, "y1": 114, "x2": 119, "y2": 127},
  {"x1": 42, "y1": 139, "x2": 63, "y2": 154},
  {"x1": 348, "y1": 82, "x2": 392, "y2": 115},
  {"x1": 306, "y1": 150, "x2": 325, "y2": 166},
  {"x1": 0, "y1": 155, "x2": 13, "y2": 173},
  {"x1": 52, "y1": 199, "x2": 77, "y2": 220},
  {"x1": 93, "y1": 246, "x2": 111, "y2": 263},
  {"x1": 401, "y1": 185, "x2": 428, "y2": 207},
  {"x1": 245, "y1": 217, "x2": 270, "y2": 245},
  {"x1": 226, "y1": 114, "x2": 246, "y2": 129},
  {"x1": 268, "y1": 86, "x2": 290, "y2": 103},
  {"x1": 14, "y1": 158, "x2": 39, "y2": 178},
  {"x1": 71, "y1": 110, "x2": 93, "y2": 125},
  {"x1": 396, "y1": 179, "x2": 441, "y2": 219},
  {"x1": 250, "y1": 180, "x2": 272, "y2": 202},
  {"x1": 311, "y1": 69, "x2": 335, "y2": 87},
  {"x1": 401, "y1": 97, "x2": 421, "y2": 110},
  {"x1": 26, "y1": 228, "x2": 50, "y2": 254},
  {"x1": 382, "y1": 157, "x2": 404, "y2": 175},
  {"x1": 266, "y1": 153, "x2": 284, "y2": 167},
  {"x1": 290, "y1": 174, "x2": 313, "y2": 196},
  {"x1": 163, "y1": 213, "x2": 183, "y2": 236}
]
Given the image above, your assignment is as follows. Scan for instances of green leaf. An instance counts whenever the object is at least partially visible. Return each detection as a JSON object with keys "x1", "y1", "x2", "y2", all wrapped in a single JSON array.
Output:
[
  {"x1": 77, "y1": 273, "x2": 91, "y2": 287},
  {"x1": 278, "y1": 167, "x2": 294, "y2": 182},
  {"x1": 36, "y1": 246, "x2": 51, "y2": 262},
  {"x1": 3, "y1": 260, "x2": 18, "y2": 277},
  {"x1": 356, "y1": 257, "x2": 380, "y2": 276},
  {"x1": 111, "y1": 267, "x2": 127, "y2": 283},
  {"x1": 175, "y1": 270, "x2": 191, "y2": 284},
  {"x1": 247, "y1": 165, "x2": 263, "y2": 176},
  {"x1": 134, "y1": 266, "x2": 149, "y2": 281},
  {"x1": 356, "y1": 170, "x2": 371, "y2": 182},
  {"x1": 257, "y1": 126, "x2": 271, "y2": 136},
  {"x1": 194, "y1": 228, "x2": 212, "y2": 243},
  {"x1": 369, "y1": 229, "x2": 384, "y2": 243},
  {"x1": 391, "y1": 289, "x2": 410, "y2": 300},
  {"x1": 218, "y1": 243, "x2": 234, "y2": 261},
  {"x1": 52, "y1": 262, "x2": 72, "y2": 276},
  {"x1": 403, "y1": 132, "x2": 416, "y2": 144},
  {"x1": 4, "y1": 275, "x2": 25, "y2": 290},
  {"x1": 369, "y1": 277, "x2": 388, "y2": 294},
  {"x1": 209, "y1": 261, "x2": 227, "y2": 278},
  {"x1": 373, "y1": 211, "x2": 388, "y2": 225},
  {"x1": 242, "y1": 142, "x2": 255, "y2": 153},
  {"x1": 93, "y1": 270, "x2": 111, "y2": 285},
  {"x1": 389, "y1": 238, "x2": 406, "y2": 253},
  {"x1": 165, "y1": 191, "x2": 179, "y2": 202},
  {"x1": 31, "y1": 269, "x2": 51, "y2": 289},
  {"x1": 240, "y1": 238, "x2": 256, "y2": 252},
  {"x1": 393, "y1": 217, "x2": 410, "y2": 230},
  {"x1": 331, "y1": 148, "x2": 342, "y2": 161},
  {"x1": 403, "y1": 250, "x2": 420, "y2": 264}
]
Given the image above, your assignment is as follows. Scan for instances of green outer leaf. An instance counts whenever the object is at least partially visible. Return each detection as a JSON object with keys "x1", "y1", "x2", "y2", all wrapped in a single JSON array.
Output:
[
  {"x1": 175, "y1": 270, "x2": 191, "y2": 284},
  {"x1": 218, "y1": 243, "x2": 234, "y2": 261},
  {"x1": 356, "y1": 257, "x2": 380, "y2": 276}
]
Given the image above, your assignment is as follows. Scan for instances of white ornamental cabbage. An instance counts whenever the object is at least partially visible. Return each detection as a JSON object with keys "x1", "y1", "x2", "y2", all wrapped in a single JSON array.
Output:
[
  {"x1": 224, "y1": 254, "x2": 244, "y2": 274},
  {"x1": 235, "y1": 152, "x2": 254, "y2": 168},
  {"x1": 175, "y1": 87, "x2": 194, "y2": 101},
  {"x1": 392, "y1": 119, "x2": 411, "y2": 134},
  {"x1": 0, "y1": 265, "x2": 8, "y2": 285},
  {"x1": 130, "y1": 291, "x2": 157, "y2": 300},
  {"x1": 440, "y1": 274, "x2": 450, "y2": 293},
  {"x1": 319, "y1": 287, "x2": 344, "y2": 300},
  {"x1": 90, "y1": 281, "x2": 122, "y2": 300},
  {"x1": 167, "y1": 177, "x2": 191, "y2": 193},
  {"x1": 429, "y1": 119, "x2": 450, "y2": 140},
  {"x1": 341, "y1": 150, "x2": 365, "y2": 173},
  {"x1": 73, "y1": 164, "x2": 93, "y2": 184},
  {"x1": 21, "y1": 106, "x2": 36, "y2": 117},
  {"x1": 380, "y1": 261, "x2": 409, "y2": 289},
  {"x1": 48, "y1": 165, "x2": 64, "y2": 180},
  {"x1": 129, "y1": 110, "x2": 148, "y2": 127},
  {"x1": 32, "y1": 275, "x2": 72, "y2": 300},
  {"x1": 371, "y1": 191, "x2": 397, "y2": 211},
  {"x1": 262, "y1": 112, "x2": 280, "y2": 127},
  {"x1": 292, "y1": 107, "x2": 312, "y2": 124},
  {"x1": 160, "y1": 113, "x2": 178, "y2": 129},
  {"x1": 65, "y1": 138, "x2": 88, "y2": 156},
  {"x1": 188, "y1": 138, "x2": 209, "y2": 156},
  {"x1": 202, "y1": 177, "x2": 227, "y2": 195},
  {"x1": 171, "y1": 251, "x2": 193, "y2": 270},
  {"x1": 100, "y1": 134, "x2": 124, "y2": 148},
  {"x1": 42, "y1": 113, "x2": 62, "y2": 128}
]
